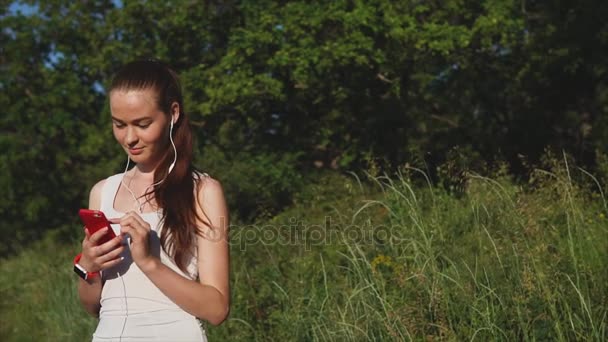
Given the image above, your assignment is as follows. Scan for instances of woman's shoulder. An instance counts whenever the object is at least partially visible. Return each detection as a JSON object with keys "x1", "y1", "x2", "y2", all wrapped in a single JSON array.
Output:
[
  {"x1": 90, "y1": 178, "x2": 106, "y2": 193},
  {"x1": 194, "y1": 171, "x2": 221, "y2": 191},
  {"x1": 193, "y1": 172, "x2": 228, "y2": 232},
  {"x1": 193, "y1": 172, "x2": 225, "y2": 205},
  {"x1": 90, "y1": 173, "x2": 123, "y2": 192},
  {"x1": 88, "y1": 173, "x2": 123, "y2": 209},
  {"x1": 88, "y1": 179, "x2": 107, "y2": 210}
]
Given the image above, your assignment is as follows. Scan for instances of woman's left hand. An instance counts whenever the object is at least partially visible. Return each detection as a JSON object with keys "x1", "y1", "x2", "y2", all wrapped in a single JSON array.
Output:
[{"x1": 110, "y1": 211, "x2": 157, "y2": 272}]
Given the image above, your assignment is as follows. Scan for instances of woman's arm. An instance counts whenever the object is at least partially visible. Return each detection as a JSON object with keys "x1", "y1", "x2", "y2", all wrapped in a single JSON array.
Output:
[
  {"x1": 120, "y1": 177, "x2": 230, "y2": 325},
  {"x1": 76, "y1": 180, "x2": 105, "y2": 317},
  {"x1": 77, "y1": 180, "x2": 125, "y2": 317}
]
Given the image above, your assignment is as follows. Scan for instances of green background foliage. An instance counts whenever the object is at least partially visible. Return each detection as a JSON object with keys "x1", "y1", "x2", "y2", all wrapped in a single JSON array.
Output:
[{"x1": 2, "y1": 0, "x2": 608, "y2": 250}]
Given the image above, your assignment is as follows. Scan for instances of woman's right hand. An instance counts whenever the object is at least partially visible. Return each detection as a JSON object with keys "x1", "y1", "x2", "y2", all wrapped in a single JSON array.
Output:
[{"x1": 79, "y1": 227, "x2": 125, "y2": 273}]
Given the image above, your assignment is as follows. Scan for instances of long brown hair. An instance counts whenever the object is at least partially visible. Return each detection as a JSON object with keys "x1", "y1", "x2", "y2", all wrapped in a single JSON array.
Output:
[{"x1": 110, "y1": 60, "x2": 203, "y2": 272}]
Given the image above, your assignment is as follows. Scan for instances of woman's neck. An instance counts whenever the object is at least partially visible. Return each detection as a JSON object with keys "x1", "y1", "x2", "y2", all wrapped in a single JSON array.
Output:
[{"x1": 129, "y1": 165, "x2": 157, "y2": 184}]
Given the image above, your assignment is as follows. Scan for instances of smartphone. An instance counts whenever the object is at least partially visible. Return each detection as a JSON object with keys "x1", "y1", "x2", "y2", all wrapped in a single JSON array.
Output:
[{"x1": 79, "y1": 209, "x2": 117, "y2": 245}]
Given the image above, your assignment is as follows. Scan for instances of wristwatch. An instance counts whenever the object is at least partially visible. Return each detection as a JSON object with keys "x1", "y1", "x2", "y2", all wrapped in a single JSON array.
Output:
[{"x1": 73, "y1": 253, "x2": 100, "y2": 280}]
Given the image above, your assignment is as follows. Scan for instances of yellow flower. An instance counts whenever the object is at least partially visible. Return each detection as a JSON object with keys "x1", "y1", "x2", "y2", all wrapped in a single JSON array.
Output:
[{"x1": 371, "y1": 255, "x2": 393, "y2": 273}]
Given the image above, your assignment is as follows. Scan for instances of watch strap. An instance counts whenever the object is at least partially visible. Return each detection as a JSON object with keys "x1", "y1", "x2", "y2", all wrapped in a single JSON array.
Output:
[{"x1": 73, "y1": 253, "x2": 100, "y2": 280}]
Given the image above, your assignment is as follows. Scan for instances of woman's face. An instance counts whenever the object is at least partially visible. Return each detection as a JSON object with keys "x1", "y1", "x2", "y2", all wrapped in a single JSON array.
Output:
[{"x1": 109, "y1": 88, "x2": 171, "y2": 169}]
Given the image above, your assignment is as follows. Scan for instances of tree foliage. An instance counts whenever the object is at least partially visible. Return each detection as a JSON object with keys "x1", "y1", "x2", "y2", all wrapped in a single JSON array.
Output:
[{"x1": 1, "y1": 0, "x2": 607, "y2": 254}]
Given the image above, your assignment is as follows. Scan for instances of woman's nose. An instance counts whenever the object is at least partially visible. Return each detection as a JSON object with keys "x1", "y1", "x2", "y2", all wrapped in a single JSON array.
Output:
[{"x1": 125, "y1": 126, "x2": 138, "y2": 145}]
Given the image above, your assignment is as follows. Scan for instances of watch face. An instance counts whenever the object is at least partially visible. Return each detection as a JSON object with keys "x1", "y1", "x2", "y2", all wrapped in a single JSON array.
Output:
[{"x1": 74, "y1": 264, "x2": 88, "y2": 280}]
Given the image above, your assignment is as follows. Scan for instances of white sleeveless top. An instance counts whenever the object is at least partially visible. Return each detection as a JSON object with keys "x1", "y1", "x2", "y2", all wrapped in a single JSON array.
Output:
[{"x1": 92, "y1": 173, "x2": 207, "y2": 342}]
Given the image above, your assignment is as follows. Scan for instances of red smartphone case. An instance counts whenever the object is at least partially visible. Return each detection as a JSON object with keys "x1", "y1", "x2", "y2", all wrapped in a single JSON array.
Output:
[{"x1": 78, "y1": 209, "x2": 117, "y2": 245}]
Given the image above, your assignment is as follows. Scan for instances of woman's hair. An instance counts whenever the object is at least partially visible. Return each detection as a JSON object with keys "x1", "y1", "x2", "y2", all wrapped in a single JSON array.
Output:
[{"x1": 110, "y1": 60, "x2": 203, "y2": 272}]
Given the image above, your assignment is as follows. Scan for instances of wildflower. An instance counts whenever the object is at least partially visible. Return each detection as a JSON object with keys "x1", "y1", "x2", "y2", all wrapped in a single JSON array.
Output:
[{"x1": 371, "y1": 254, "x2": 393, "y2": 273}]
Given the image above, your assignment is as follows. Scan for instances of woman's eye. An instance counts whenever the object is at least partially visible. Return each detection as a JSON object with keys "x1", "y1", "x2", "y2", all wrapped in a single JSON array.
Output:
[
  {"x1": 138, "y1": 123, "x2": 151, "y2": 128},
  {"x1": 113, "y1": 122, "x2": 125, "y2": 128}
]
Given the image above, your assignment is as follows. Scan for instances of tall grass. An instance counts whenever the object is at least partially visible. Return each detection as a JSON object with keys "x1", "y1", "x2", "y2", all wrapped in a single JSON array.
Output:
[
  {"x1": 0, "y1": 231, "x2": 97, "y2": 341},
  {"x1": 1, "y1": 161, "x2": 607, "y2": 341}
]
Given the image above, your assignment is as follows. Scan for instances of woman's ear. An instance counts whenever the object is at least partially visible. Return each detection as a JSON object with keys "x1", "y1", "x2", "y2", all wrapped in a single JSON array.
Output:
[{"x1": 170, "y1": 101, "x2": 180, "y2": 124}]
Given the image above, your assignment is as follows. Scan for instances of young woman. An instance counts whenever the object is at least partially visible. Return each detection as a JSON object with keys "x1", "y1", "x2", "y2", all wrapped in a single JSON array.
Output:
[{"x1": 74, "y1": 60, "x2": 229, "y2": 341}]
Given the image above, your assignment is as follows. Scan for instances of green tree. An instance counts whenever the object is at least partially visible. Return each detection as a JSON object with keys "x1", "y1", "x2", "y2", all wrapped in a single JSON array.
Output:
[{"x1": 2, "y1": 0, "x2": 607, "y2": 253}]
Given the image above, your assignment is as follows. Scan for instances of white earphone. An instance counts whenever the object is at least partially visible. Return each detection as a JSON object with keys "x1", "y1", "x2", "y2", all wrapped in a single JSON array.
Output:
[{"x1": 168, "y1": 118, "x2": 177, "y2": 174}]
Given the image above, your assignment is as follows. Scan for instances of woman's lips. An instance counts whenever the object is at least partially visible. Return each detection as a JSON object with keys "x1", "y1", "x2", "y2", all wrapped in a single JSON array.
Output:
[{"x1": 129, "y1": 147, "x2": 143, "y2": 155}]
